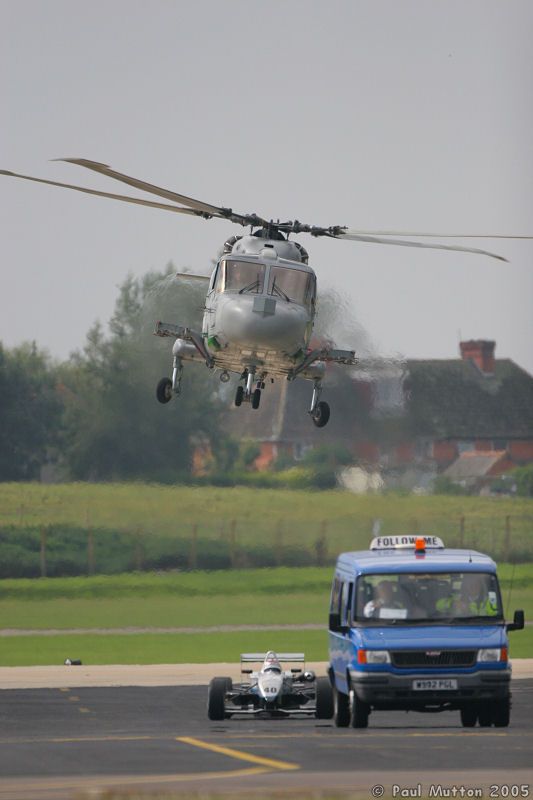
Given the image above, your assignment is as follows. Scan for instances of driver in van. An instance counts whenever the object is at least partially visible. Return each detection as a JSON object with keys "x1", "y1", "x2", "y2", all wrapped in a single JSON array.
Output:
[{"x1": 363, "y1": 579, "x2": 406, "y2": 618}]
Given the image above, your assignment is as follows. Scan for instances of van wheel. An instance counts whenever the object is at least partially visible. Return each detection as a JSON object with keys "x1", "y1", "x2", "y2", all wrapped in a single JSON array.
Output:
[
  {"x1": 207, "y1": 677, "x2": 231, "y2": 721},
  {"x1": 333, "y1": 686, "x2": 350, "y2": 727},
  {"x1": 350, "y1": 688, "x2": 370, "y2": 728},
  {"x1": 478, "y1": 704, "x2": 493, "y2": 727},
  {"x1": 315, "y1": 677, "x2": 334, "y2": 719},
  {"x1": 493, "y1": 698, "x2": 510, "y2": 728},
  {"x1": 460, "y1": 705, "x2": 478, "y2": 727}
]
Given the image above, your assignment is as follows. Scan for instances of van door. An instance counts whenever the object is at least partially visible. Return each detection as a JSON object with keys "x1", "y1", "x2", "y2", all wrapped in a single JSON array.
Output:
[{"x1": 329, "y1": 576, "x2": 353, "y2": 694}]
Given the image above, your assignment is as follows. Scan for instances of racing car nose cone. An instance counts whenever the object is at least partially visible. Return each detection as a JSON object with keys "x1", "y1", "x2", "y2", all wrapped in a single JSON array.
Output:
[{"x1": 258, "y1": 673, "x2": 283, "y2": 702}]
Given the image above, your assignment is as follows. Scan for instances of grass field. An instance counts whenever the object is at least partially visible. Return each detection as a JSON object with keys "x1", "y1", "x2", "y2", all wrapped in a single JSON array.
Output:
[
  {"x1": 1, "y1": 482, "x2": 532, "y2": 665},
  {"x1": 1, "y1": 565, "x2": 532, "y2": 629},
  {"x1": 1, "y1": 628, "x2": 531, "y2": 667},
  {"x1": 2, "y1": 482, "x2": 533, "y2": 560},
  {"x1": 1, "y1": 565, "x2": 532, "y2": 664}
]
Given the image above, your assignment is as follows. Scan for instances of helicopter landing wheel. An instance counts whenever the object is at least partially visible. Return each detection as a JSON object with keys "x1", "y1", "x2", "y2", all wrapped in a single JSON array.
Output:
[
  {"x1": 312, "y1": 400, "x2": 330, "y2": 428},
  {"x1": 156, "y1": 377, "x2": 173, "y2": 404},
  {"x1": 235, "y1": 386, "x2": 244, "y2": 407},
  {"x1": 251, "y1": 388, "x2": 261, "y2": 410}
]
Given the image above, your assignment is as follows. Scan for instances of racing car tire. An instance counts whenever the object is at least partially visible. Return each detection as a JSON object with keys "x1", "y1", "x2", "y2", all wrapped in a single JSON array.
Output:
[
  {"x1": 460, "y1": 704, "x2": 478, "y2": 727},
  {"x1": 333, "y1": 686, "x2": 350, "y2": 727},
  {"x1": 315, "y1": 676, "x2": 334, "y2": 719},
  {"x1": 207, "y1": 677, "x2": 231, "y2": 721}
]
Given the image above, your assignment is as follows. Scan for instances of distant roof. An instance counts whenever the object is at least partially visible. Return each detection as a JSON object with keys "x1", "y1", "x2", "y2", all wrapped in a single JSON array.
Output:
[
  {"x1": 443, "y1": 450, "x2": 508, "y2": 479},
  {"x1": 404, "y1": 358, "x2": 533, "y2": 439}
]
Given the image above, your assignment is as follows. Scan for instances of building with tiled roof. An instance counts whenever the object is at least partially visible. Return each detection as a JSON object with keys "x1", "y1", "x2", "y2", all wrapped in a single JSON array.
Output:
[{"x1": 214, "y1": 340, "x2": 533, "y2": 480}]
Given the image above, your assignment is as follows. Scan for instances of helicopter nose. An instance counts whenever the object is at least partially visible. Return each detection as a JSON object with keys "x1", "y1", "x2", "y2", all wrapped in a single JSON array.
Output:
[{"x1": 219, "y1": 295, "x2": 308, "y2": 351}]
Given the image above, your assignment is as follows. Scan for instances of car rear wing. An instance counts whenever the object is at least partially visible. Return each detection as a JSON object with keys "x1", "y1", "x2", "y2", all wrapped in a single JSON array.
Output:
[{"x1": 240, "y1": 653, "x2": 305, "y2": 673}]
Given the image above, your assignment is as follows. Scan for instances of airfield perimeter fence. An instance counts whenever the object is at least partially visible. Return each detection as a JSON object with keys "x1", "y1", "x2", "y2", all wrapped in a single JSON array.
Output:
[{"x1": 0, "y1": 514, "x2": 533, "y2": 578}]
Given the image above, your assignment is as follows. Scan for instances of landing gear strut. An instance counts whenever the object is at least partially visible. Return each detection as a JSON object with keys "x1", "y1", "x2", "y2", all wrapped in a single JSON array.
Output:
[{"x1": 309, "y1": 379, "x2": 330, "y2": 428}]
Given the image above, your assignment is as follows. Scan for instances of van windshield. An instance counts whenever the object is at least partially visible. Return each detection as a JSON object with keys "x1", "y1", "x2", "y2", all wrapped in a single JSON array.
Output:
[{"x1": 355, "y1": 572, "x2": 503, "y2": 624}]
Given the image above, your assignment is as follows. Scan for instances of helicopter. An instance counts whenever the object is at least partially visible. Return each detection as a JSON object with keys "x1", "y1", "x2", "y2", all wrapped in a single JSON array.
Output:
[{"x1": 1, "y1": 159, "x2": 530, "y2": 427}]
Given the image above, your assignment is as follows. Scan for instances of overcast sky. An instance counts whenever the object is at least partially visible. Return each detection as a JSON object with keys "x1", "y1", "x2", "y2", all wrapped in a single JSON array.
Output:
[{"x1": 2, "y1": 0, "x2": 532, "y2": 373}]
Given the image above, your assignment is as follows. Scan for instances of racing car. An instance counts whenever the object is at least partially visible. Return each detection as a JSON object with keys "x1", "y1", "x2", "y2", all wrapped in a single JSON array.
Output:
[{"x1": 207, "y1": 651, "x2": 334, "y2": 719}]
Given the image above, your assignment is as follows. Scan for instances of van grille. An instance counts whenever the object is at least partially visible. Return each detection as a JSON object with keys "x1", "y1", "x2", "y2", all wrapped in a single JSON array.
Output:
[{"x1": 391, "y1": 650, "x2": 477, "y2": 668}]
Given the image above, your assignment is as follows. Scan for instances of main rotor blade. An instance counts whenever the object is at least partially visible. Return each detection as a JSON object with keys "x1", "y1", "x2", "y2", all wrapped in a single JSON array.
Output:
[
  {"x1": 342, "y1": 229, "x2": 533, "y2": 240},
  {"x1": 0, "y1": 170, "x2": 208, "y2": 216},
  {"x1": 335, "y1": 231, "x2": 508, "y2": 262},
  {"x1": 57, "y1": 158, "x2": 263, "y2": 224}
]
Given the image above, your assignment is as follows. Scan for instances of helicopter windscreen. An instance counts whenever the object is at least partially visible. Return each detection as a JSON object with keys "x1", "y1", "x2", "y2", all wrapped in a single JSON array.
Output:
[
  {"x1": 223, "y1": 260, "x2": 266, "y2": 294},
  {"x1": 268, "y1": 266, "x2": 314, "y2": 307}
]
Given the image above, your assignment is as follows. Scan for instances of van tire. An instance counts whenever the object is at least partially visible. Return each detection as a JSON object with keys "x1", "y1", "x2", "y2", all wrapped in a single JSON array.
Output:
[
  {"x1": 493, "y1": 697, "x2": 510, "y2": 728},
  {"x1": 460, "y1": 705, "x2": 478, "y2": 727},
  {"x1": 315, "y1": 676, "x2": 334, "y2": 719},
  {"x1": 207, "y1": 677, "x2": 231, "y2": 720},
  {"x1": 350, "y1": 689, "x2": 370, "y2": 728},
  {"x1": 478, "y1": 703, "x2": 493, "y2": 727},
  {"x1": 333, "y1": 686, "x2": 350, "y2": 727}
]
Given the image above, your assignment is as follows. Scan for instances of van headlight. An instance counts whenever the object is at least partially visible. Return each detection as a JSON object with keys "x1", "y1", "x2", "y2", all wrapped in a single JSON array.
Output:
[
  {"x1": 365, "y1": 650, "x2": 391, "y2": 664},
  {"x1": 478, "y1": 648, "x2": 502, "y2": 662}
]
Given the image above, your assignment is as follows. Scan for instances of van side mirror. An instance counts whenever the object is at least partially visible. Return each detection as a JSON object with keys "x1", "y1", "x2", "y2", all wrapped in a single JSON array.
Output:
[
  {"x1": 329, "y1": 612, "x2": 349, "y2": 634},
  {"x1": 506, "y1": 609, "x2": 525, "y2": 632}
]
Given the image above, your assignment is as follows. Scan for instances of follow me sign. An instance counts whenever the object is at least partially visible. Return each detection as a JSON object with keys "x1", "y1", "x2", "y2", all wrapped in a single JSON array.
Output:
[{"x1": 370, "y1": 535, "x2": 445, "y2": 550}]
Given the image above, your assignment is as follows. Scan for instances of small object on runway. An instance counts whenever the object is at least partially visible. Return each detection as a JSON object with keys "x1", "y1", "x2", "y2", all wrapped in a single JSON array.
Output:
[{"x1": 64, "y1": 658, "x2": 83, "y2": 666}]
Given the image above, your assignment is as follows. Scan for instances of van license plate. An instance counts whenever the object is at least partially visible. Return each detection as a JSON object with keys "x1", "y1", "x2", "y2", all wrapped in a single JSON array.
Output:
[{"x1": 412, "y1": 679, "x2": 458, "y2": 691}]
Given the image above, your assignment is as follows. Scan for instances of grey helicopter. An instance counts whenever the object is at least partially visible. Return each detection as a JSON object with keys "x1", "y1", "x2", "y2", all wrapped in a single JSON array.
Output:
[{"x1": 2, "y1": 159, "x2": 530, "y2": 427}]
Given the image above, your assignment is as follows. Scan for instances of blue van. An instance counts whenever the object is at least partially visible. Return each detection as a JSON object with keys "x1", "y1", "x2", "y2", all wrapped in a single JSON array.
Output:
[{"x1": 328, "y1": 535, "x2": 524, "y2": 728}]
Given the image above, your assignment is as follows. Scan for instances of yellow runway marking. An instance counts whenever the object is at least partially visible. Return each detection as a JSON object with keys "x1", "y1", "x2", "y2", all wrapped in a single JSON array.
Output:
[
  {"x1": 68, "y1": 695, "x2": 80, "y2": 701},
  {"x1": 58, "y1": 687, "x2": 70, "y2": 692},
  {"x1": 177, "y1": 735, "x2": 299, "y2": 771},
  {"x1": 78, "y1": 707, "x2": 90, "y2": 713}
]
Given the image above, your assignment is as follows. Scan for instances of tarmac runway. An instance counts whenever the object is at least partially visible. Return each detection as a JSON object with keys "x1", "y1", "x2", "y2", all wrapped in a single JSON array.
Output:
[{"x1": 1, "y1": 679, "x2": 533, "y2": 799}]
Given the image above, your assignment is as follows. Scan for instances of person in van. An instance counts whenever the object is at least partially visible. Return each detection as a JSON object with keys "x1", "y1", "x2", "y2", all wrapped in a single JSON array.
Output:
[
  {"x1": 363, "y1": 579, "x2": 406, "y2": 618},
  {"x1": 436, "y1": 573, "x2": 498, "y2": 617}
]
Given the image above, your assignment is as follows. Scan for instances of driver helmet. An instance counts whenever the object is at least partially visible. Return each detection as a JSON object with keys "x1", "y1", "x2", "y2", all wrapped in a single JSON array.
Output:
[{"x1": 263, "y1": 650, "x2": 282, "y2": 673}]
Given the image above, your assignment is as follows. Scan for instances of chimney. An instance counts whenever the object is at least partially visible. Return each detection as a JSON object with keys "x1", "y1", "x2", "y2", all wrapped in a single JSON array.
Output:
[{"x1": 459, "y1": 339, "x2": 496, "y2": 374}]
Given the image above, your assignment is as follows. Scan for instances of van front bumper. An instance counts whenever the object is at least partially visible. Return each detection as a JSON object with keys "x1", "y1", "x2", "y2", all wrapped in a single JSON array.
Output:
[{"x1": 349, "y1": 668, "x2": 511, "y2": 709}]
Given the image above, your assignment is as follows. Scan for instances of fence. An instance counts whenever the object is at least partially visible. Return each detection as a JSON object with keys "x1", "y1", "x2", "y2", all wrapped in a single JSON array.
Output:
[{"x1": 1, "y1": 514, "x2": 532, "y2": 578}]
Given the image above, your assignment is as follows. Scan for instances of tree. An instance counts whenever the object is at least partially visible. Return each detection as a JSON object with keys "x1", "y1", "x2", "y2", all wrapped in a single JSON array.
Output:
[
  {"x1": 0, "y1": 342, "x2": 63, "y2": 480},
  {"x1": 512, "y1": 465, "x2": 533, "y2": 498},
  {"x1": 60, "y1": 264, "x2": 222, "y2": 481}
]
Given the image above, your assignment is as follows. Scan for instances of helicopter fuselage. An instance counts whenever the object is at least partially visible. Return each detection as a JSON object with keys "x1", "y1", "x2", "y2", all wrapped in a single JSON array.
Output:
[{"x1": 172, "y1": 236, "x2": 322, "y2": 380}]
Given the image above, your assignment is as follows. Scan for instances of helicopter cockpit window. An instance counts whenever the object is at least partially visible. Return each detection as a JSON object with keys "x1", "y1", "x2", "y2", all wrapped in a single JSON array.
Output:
[
  {"x1": 268, "y1": 266, "x2": 311, "y2": 306},
  {"x1": 209, "y1": 263, "x2": 220, "y2": 293},
  {"x1": 223, "y1": 260, "x2": 266, "y2": 295}
]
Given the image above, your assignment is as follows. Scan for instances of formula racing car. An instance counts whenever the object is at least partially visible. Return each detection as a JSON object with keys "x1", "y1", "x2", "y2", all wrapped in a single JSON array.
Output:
[{"x1": 207, "y1": 651, "x2": 334, "y2": 719}]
